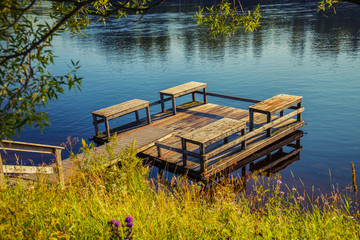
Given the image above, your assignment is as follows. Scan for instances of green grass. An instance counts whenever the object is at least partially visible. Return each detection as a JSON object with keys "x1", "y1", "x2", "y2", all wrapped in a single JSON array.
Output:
[{"x1": 0, "y1": 142, "x2": 359, "y2": 239}]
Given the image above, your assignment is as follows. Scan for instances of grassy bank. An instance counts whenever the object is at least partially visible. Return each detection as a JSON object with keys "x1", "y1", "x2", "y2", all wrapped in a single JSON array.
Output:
[{"x1": 0, "y1": 143, "x2": 359, "y2": 239}]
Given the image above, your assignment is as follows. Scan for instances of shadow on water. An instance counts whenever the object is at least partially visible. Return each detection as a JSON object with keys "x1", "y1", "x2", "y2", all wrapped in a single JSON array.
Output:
[{"x1": 153, "y1": 130, "x2": 304, "y2": 193}]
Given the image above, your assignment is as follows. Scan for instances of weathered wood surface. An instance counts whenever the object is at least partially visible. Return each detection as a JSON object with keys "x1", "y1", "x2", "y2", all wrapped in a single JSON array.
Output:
[
  {"x1": 159, "y1": 81, "x2": 206, "y2": 97},
  {"x1": 92, "y1": 99, "x2": 149, "y2": 119},
  {"x1": 179, "y1": 118, "x2": 246, "y2": 145},
  {"x1": 2, "y1": 165, "x2": 55, "y2": 174},
  {"x1": 249, "y1": 94, "x2": 302, "y2": 114},
  {"x1": 1, "y1": 140, "x2": 64, "y2": 154}
]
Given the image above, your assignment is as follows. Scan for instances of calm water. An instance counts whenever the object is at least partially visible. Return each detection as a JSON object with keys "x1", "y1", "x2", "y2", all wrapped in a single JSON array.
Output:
[{"x1": 10, "y1": 0, "x2": 360, "y2": 194}]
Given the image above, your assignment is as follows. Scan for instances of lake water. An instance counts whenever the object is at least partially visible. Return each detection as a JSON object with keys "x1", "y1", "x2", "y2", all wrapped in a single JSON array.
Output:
[{"x1": 9, "y1": 0, "x2": 360, "y2": 195}]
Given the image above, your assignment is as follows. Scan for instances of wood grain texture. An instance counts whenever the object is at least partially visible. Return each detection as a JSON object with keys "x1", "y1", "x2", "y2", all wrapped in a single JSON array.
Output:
[
  {"x1": 159, "y1": 81, "x2": 206, "y2": 97},
  {"x1": 249, "y1": 94, "x2": 302, "y2": 114},
  {"x1": 92, "y1": 99, "x2": 149, "y2": 119}
]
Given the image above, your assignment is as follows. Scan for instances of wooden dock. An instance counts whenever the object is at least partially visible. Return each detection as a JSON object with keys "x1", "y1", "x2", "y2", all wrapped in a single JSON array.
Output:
[{"x1": 1, "y1": 82, "x2": 305, "y2": 186}]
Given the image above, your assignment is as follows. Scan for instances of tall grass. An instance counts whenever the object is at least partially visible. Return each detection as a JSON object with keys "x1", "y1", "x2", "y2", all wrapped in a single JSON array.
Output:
[{"x1": 0, "y1": 141, "x2": 359, "y2": 239}]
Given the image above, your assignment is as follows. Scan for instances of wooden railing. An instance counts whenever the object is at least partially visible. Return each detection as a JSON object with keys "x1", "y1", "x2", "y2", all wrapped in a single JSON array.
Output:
[{"x1": 0, "y1": 140, "x2": 65, "y2": 189}]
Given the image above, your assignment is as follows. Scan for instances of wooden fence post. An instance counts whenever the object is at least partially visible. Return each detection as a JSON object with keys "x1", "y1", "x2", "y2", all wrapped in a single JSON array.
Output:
[
  {"x1": 54, "y1": 149, "x2": 65, "y2": 190},
  {"x1": 0, "y1": 154, "x2": 5, "y2": 189}
]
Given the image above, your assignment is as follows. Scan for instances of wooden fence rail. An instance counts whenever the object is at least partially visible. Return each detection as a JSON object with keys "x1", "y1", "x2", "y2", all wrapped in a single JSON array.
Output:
[{"x1": 0, "y1": 140, "x2": 65, "y2": 189}]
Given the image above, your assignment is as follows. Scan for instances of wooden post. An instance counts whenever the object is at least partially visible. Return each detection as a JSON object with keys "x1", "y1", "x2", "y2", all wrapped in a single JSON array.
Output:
[
  {"x1": 146, "y1": 106, "x2": 152, "y2": 124},
  {"x1": 280, "y1": 110, "x2": 284, "y2": 117},
  {"x1": 224, "y1": 137, "x2": 229, "y2": 144},
  {"x1": 157, "y1": 146, "x2": 162, "y2": 158},
  {"x1": 160, "y1": 93, "x2": 165, "y2": 112},
  {"x1": 249, "y1": 109, "x2": 254, "y2": 131},
  {"x1": 92, "y1": 114, "x2": 99, "y2": 136},
  {"x1": 203, "y1": 88, "x2": 207, "y2": 104},
  {"x1": 0, "y1": 154, "x2": 5, "y2": 189},
  {"x1": 192, "y1": 92, "x2": 196, "y2": 102},
  {"x1": 181, "y1": 139, "x2": 187, "y2": 167},
  {"x1": 199, "y1": 143, "x2": 206, "y2": 172},
  {"x1": 241, "y1": 129, "x2": 246, "y2": 150},
  {"x1": 267, "y1": 112, "x2": 272, "y2": 137},
  {"x1": 104, "y1": 117, "x2": 110, "y2": 138},
  {"x1": 54, "y1": 149, "x2": 65, "y2": 190},
  {"x1": 135, "y1": 110, "x2": 140, "y2": 123},
  {"x1": 297, "y1": 102, "x2": 302, "y2": 121},
  {"x1": 171, "y1": 96, "x2": 177, "y2": 115}
]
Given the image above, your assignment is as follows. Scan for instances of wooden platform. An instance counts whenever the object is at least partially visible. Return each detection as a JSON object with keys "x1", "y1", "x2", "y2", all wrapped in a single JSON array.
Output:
[{"x1": 2, "y1": 90, "x2": 305, "y2": 186}]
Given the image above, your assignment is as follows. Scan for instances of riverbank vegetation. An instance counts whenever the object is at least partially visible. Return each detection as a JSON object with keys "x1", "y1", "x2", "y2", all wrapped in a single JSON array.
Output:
[{"x1": 0, "y1": 142, "x2": 359, "y2": 239}]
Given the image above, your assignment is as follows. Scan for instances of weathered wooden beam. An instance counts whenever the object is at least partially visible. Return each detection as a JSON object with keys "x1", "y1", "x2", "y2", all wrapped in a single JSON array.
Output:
[
  {"x1": 197, "y1": 91, "x2": 261, "y2": 103},
  {"x1": 54, "y1": 148, "x2": 65, "y2": 189},
  {"x1": 207, "y1": 107, "x2": 304, "y2": 159},
  {"x1": 155, "y1": 142, "x2": 201, "y2": 158},
  {"x1": 1, "y1": 140, "x2": 64, "y2": 154},
  {"x1": 203, "y1": 121, "x2": 305, "y2": 177},
  {"x1": 2, "y1": 165, "x2": 55, "y2": 174}
]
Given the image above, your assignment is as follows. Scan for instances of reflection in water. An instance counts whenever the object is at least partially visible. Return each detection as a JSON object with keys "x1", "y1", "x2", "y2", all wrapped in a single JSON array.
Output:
[
  {"x1": 158, "y1": 130, "x2": 304, "y2": 192},
  {"x1": 81, "y1": 0, "x2": 359, "y2": 63}
]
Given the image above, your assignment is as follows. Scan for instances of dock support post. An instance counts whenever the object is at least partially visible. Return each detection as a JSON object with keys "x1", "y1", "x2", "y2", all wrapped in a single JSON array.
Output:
[
  {"x1": 104, "y1": 118, "x2": 110, "y2": 138},
  {"x1": 54, "y1": 149, "x2": 65, "y2": 190},
  {"x1": 135, "y1": 110, "x2": 140, "y2": 123},
  {"x1": 172, "y1": 96, "x2": 177, "y2": 115},
  {"x1": 297, "y1": 102, "x2": 302, "y2": 121},
  {"x1": 241, "y1": 129, "x2": 246, "y2": 150},
  {"x1": 146, "y1": 106, "x2": 152, "y2": 124},
  {"x1": 266, "y1": 112, "x2": 272, "y2": 137},
  {"x1": 200, "y1": 144, "x2": 206, "y2": 172},
  {"x1": 192, "y1": 92, "x2": 196, "y2": 102},
  {"x1": 160, "y1": 93, "x2": 165, "y2": 112},
  {"x1": 203, "y1": 88, "x2": 207, "y2": 104},
  {"x1": 249, "y1": 109, "x2": 254, "y2": 131},
  {"x1": 181, "y1": 139, "x2": 187, "y2": 167},
  {"x1": 92, "y1": 114, "x2": 99, "y2": 136}
]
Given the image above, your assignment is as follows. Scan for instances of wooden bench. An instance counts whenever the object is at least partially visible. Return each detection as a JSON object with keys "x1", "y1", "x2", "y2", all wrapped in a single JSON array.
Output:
[
  {"x1": 178, "y1": 118, "x2": 246, "y2": 172},
  {"x1": 159, "y1": 81, "x2": 207, "y2": 115},
  {"x1": 92, "y1": 99, "x2": 151, "y2": 138},
  {"x1": 249, "y1": 94, "x2": 302, "y2": 137}
]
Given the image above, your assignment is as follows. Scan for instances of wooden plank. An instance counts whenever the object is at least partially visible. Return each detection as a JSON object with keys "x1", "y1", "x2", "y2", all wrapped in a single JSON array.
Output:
[
  {"x1": 1, "y1": 140, "x2": 64, "y2": 154},
  {"x1": 179, "y1": 118, "x2": 246, "y2": 145},
  {"x1": 203, "y1": 121, "x2": 305, "y2": 177},
  {"x1": 92, "y1": 99, "x2": 149, "y2": 119},
  {"x1": 207, "y1": 107, "x2": 304, "y2": 159},
  {"x1": 159, "y1": 81, "x2": 206, "y2": 97},
  {"x1": 249, "y1": 94, "x2": 302, "y2": 115},
  {"x1": 3, "y1": 165, "x2": 55, "y2": 174},
  {"x1": 54, "y1": 148, "x2": 65, "y2": 189},
  {"x1": 155, "y1": 142, "x2": 201, "y2": 158}
]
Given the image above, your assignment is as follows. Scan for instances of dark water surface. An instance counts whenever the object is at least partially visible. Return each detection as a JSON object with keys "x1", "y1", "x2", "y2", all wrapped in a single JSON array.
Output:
[{"x1": 10, "y1": 0, "x2": 360, "y2": 194}]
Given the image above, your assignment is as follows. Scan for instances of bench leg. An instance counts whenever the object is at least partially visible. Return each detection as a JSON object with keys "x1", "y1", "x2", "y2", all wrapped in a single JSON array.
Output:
[
  {"x1": 160, "y1": 93, "x2": 165, "y2": 113},
  {"x1": 146, "y1": 106, "x2": 151, "y2": 124},
  {"x1": 249, "y1": 109, "x2": 254, "y2": 131},
  {"x1": 297, "y1": 102, "x2": 302, "y2": 121},
  {"x1": 241, "y1": 129, "x2": 246, "y2": 150},
  {"x1": 280, "y1": 110, "x2": 284, "y2": 117},
  {"x1": 172, "y1": 96, "x2": 177, "y2": 115},
  {"x1": 224, "y1": 137, "x2": 228, "y2": 144},
  {"x1": 104, "y1": 117, "x2": 110, "y2": 138},
  {"x1": 135, "y1": 110, "x2": 139, "y2": 123},
  {"x1": 92, "y1": 114, "x2": 99, "y2": 136},
  {"x1": 203, "y1": 87, "x2": 207, "y2": 104},
  {"x1": 199, "y1": 143, "x2": 206, "y2": 172},
  {"x1": 181, "y1": 139, "x2": 187, "y2": 167},
  {"x1": 267, "y1": 113, "x2": 272, "y2": 137},
  {"x1": 192, "y1": 92, "x2": 196, "y2": 102}
]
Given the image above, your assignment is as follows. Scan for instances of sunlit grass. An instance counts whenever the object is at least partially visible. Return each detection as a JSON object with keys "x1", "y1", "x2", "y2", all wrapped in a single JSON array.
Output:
[{"x1": 0, "y1": 142, "x2": 359, "y2": 239}]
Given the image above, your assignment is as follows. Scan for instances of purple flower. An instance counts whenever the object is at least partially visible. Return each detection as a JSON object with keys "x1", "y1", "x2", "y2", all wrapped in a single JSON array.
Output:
[
  {"x1": 280, "y1": 191, "x2": 285, "y2": 195},
  {"x1": 292, "y1": 188, "x2": 297, "y2": 191},
  {"x1": 125, "y1": 216, "x2": 133, "y2": 224},
  {"x1": 114, "y1": 221, "x2": 120, "y2": 228},
  {"x1": 297, "y1": 196, "x2": 305, "y2": 201},
  {"x1": 277, "y1": 180, "x2": 282, "y2": 185}
]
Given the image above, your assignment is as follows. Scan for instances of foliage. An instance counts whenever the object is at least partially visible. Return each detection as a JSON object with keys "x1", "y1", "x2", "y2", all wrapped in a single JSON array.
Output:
[
  {"x1": 0, "y1": 143, "x2": 359, "y2": 239},
  {"x1": 196, "y1": 2, "x2": 261, "y2": 37},
  {"x1": 0, "y1": 0, "x2": 165, "y2": 143}
]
